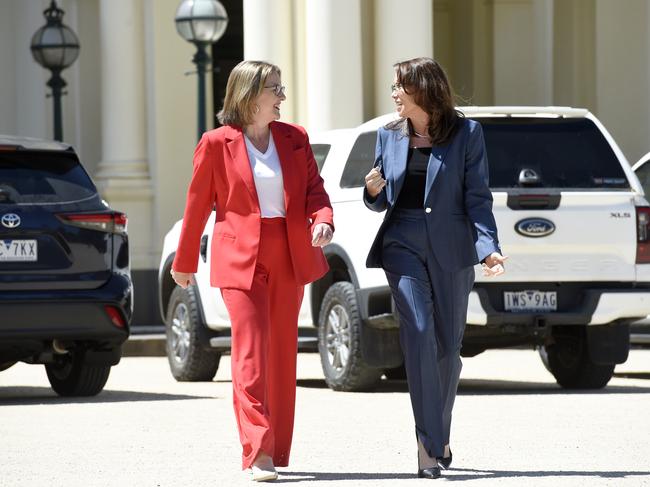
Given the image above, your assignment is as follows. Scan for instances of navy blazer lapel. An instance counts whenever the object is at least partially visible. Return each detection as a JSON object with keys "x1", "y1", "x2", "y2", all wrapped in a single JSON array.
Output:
[
  {"x1": 424, "y1": 147, "x2": 445, "y2": 204},
  {"x1": 391, "y1": 132, "x2": 410, "y2": 204}
]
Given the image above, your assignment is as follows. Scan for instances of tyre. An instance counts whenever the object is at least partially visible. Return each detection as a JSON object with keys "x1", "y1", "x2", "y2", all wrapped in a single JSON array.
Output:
[
  {"x1": 317, "y1": 281, "x2": 383, "y2": 391},
  {"x1": 166, "y1": 285, "x2": 220, "y2": 381},
  {"x1": 541, "y1": 326, "x2": 615, "y2": 389},
  {"x1": 45, "y1": 351, "x2": 111, "y2": 397}
]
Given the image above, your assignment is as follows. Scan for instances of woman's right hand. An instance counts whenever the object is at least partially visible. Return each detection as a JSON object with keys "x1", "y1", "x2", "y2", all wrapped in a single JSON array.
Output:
[
  {"x1": 171, "y1": 269, "x2": 195, "y2": 289},
  {"x1": 364, "y1": 167, "x2": 386, "y2": 198}
]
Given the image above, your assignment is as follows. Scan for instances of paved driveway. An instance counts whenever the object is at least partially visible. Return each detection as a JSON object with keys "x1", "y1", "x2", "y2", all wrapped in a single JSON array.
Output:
[{"x1": 1, "y1": 349, "x2": 649, "y2": 486}]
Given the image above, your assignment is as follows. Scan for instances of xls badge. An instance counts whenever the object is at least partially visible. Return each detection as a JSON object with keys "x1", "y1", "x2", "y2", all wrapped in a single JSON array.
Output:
[{"x1": 515, "y1": 217, "x2": 555, "y2": 238}]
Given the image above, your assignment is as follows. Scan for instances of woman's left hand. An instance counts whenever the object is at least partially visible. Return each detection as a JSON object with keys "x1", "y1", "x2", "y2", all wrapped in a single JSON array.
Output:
[
  {"x1": 311, "y1": 223, "x2": 333, "y2": 247},
  {"x1": 482, "y1": 252, "x2": 508, "y2": 277}
]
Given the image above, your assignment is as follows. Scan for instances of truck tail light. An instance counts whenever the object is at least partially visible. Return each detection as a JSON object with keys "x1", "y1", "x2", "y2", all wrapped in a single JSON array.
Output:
[
  {"x1": 636, "y1": 206, "x2": 650, "y2": 263},
  {"x1": 57, "y1": 212, "x2": 127, "y2": 234}
]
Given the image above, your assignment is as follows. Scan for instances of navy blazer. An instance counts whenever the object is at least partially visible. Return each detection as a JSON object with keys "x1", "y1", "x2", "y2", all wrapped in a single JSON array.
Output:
[{"x1": 364, "y1": 118, "x2": 500, "y2": 271}]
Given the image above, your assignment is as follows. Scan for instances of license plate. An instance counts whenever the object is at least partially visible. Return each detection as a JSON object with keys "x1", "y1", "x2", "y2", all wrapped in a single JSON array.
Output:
[
  {"x1": 0, "y1": 239, "x2": 38, "y2": 261},
  {"x1": 504, "y1": 290, "x2": 557, "y2": 312}
]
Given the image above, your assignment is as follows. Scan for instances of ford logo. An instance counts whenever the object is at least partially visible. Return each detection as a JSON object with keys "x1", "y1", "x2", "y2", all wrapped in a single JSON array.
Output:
[
  {"x1": 515, "y1": 217, "x2": 555, "y2": 238},
  {"x1": 1, "y1": 213, "x2": 21, "y2": 229}
]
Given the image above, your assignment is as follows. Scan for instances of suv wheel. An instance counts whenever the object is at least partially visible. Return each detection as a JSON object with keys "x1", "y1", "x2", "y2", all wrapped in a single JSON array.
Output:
[
  {"x1": 318, "y1": 281, "x2": 383, "y2": 391},
  {"x1": 540, "y1": 326, "x2": 615, "y2": 389},
  {"x1": 45, "y1": 351, "x2": 111, "y2": 397},
  {"x1": 166, "y1": 285, "x2": 220, "y2": 382}
]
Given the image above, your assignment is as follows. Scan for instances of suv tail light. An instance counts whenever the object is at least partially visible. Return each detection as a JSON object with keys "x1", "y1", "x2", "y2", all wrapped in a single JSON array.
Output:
[
  {"x1": 636, "y1": 207, "x2": 650, "y2": 263},
  {"x1": 104, "y1": 305, "x2": 126, "y2": 328},
  {"x1": 57, "y1": 212, "x2": 127, "y2": 234}
]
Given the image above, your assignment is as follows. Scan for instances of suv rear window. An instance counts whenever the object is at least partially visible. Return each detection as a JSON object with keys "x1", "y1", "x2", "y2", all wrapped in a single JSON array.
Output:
[
  {"x1": 478, "y1": 117, "x2": 630, "y2": 190},
  {"x1": 0, "y1": 151, "x2": 97, "y2": 205}
]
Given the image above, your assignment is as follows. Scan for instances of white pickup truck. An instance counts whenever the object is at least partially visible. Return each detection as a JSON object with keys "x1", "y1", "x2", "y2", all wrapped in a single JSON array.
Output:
[{"x1": 159, "y1": 107, "x2": 650, "y2": 391}]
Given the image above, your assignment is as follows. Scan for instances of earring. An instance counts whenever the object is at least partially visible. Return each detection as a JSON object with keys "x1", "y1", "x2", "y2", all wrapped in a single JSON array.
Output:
[{"x1": 253, "y1": 104, "x2": 260, "y2": 114}]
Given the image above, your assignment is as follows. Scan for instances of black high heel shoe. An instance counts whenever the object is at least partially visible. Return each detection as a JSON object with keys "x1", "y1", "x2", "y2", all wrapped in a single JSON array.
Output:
[
  {"x1": 417, "y1": 443, "x2": 441, "y2": 479},
  {"x1": 417, "y1": 466, "x2": 441, "y2": 479},
  {"x1": 437, "y1": 449, "x2": 452, "y2": 470}
]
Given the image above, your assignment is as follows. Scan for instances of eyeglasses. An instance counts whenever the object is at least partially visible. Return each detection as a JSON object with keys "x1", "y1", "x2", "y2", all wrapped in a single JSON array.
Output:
[
  {"x1": 264, "y1": 84, "x2": 286, "y2": 97},
  {"x1": 390, "y1": 83, "x2": 403, "y2": 93}
]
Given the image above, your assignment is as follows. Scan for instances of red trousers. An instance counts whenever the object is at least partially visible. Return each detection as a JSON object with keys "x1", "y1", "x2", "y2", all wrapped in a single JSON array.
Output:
[{"x1": 221, "y1": 218, "x2": 304, "y2": 469}]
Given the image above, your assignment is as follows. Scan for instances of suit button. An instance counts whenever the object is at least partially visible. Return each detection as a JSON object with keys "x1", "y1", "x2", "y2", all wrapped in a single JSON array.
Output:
[{"x1": 425, "y1": 207, "x2": 432, "y2": 213}]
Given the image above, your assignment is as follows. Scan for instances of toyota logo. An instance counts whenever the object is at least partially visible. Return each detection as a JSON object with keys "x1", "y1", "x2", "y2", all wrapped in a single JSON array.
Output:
[
  {"x1": 514, "y1": 217, "x2": 555, "y2": 238},
  {"x1": 1, "y1": 213, "x2": 21, "y2": 228}
]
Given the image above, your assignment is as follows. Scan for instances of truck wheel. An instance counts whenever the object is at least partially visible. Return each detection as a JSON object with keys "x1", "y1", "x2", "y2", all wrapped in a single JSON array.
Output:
[
  {"x1": 45, "y1": 351, "x2": 111, "y2": 396},
  {"x1": 166, "y1": 286, "x2": 220, "y2": 382},
  {"x1": 541, "y1": 326, "x2": 615, "y2": 389},
  {"x1": 318, "y1": 281, "x2": 383, "y2": 391}
]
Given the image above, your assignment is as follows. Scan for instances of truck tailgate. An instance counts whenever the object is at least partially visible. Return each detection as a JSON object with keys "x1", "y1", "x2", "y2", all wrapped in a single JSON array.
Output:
[{"x1": 490, "y1": 191, "x2": 637, "y2": 282}]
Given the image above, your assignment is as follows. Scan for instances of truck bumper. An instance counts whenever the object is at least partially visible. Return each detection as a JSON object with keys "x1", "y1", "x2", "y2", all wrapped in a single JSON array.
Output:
[{"x1": 468, "y1": 288, "x2": 650, "y2": 327}]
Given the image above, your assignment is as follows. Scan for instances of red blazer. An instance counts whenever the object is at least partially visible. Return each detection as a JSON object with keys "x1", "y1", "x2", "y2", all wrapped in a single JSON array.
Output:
[{"x1": 172, "y1": 121, "x2": 333, "y2": 290}]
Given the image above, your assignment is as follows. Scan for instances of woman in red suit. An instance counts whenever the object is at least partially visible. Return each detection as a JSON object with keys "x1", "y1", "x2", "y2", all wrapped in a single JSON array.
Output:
[{"x1": 171, "y1": 60, "x2": 334, "y2": 482}]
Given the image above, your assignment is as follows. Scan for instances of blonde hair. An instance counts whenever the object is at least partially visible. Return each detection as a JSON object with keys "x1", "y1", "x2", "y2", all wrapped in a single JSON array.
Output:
[{"x1": 217, "y1": 60, "x2": 281, "y2": 127}]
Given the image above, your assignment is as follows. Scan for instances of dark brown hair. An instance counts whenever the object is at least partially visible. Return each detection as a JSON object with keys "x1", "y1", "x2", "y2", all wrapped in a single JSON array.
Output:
[{"x1": 387, "y1": 57, "x2": 463, "y2": 145}]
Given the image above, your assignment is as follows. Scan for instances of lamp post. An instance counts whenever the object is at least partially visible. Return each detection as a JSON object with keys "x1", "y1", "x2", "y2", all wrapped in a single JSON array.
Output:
[
  {"x1": 30, "y1": 1, "x2": 80, "y2": 142},
  {"x1": 175, "y1": 0, "x2": 229, "y2": 141}
]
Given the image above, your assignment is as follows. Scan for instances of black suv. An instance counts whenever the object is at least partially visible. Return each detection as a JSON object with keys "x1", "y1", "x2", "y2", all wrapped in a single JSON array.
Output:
[{"x1": 0, "y1": 135, "x2": 132, "y2": 396}]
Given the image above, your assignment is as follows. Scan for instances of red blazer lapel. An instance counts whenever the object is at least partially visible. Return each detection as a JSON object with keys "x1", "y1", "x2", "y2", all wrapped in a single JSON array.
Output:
[
  {"x1": 271, "y1": 122, "x2": 295, "y2": 212},
  {"x1": 225, "y1": 125, "x2": 260, "y2": 207}
]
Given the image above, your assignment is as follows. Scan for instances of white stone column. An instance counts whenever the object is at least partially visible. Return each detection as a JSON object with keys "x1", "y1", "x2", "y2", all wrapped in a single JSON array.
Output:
[
  {"x1": 492, "y1": 0, "x2": 553, "y2": 105},
  {"x1": 95, "y1": 0, "x2": 154, "y2": 270},
  {"x1": 305, "y1": 0, "x2": 363, "y2": 132},
  {"x1": 243, "y1": 0, "x2": 296, "y2": 122},
  {"x1": 373, "y1": 0, "x2": 433, "y2": 116},
  {"x1": 594, "y1": 0, "x2": 650, "y2": 163}
]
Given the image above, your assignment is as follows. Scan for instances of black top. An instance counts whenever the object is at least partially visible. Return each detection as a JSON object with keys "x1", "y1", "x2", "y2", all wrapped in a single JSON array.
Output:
[{"x1": 395, "y1": 147, "x2": 432, "y2": 209}]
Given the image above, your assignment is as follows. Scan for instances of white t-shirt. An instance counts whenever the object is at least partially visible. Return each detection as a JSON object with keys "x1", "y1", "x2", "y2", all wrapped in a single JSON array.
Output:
[{"x1": 244, "y1": 133, "x2": 286, "y2": 218}]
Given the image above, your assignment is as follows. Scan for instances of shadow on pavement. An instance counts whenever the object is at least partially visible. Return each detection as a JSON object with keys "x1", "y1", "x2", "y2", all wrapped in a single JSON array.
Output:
[
  {"x1": 275, "y1": 468, "x2": 650, "y2": 482},
  {"x1": 296, "y1": 377, "x2": 650, "y2": 394},
  {"x1": 0, "y1": 386, "x2": 215, "y2": 405},
  {"x1": 444, "y1": 467, "x2": 650, "y2": 481},
  {"x1": 458, "y1": 378, "x2": 650, "y2": 395},
  {"x1": 272, "y1": 471, "x2": 413, "y2": 482},
  {"x1": 613, "y1": 371, "x2": 650, "y2": 380}
]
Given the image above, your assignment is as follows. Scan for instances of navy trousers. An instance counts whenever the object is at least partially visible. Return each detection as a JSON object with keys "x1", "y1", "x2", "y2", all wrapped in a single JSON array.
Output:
[{"x1": 382, "y1": 208, "x2": 475, "y2": 458}]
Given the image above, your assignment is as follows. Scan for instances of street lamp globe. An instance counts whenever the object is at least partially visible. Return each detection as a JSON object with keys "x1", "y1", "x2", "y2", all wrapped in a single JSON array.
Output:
[
  {"x1": 175, "y1": 0, "x2": 229, "y2": 45},
  {"x1": 30, "y1": 1, "x2": 80, "y2": 71},
  {"x1": 174, "y1": 0, "x2": 229, "y2": 141},
  {"x1": 29, "y1": 0, "x2": 80, "y2": 142}
]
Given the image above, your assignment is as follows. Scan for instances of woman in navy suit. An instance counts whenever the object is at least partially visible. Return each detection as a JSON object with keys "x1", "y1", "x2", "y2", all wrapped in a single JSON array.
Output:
[{"x1": 364, "y1": 57, "x2": 506, "y2": 479}]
